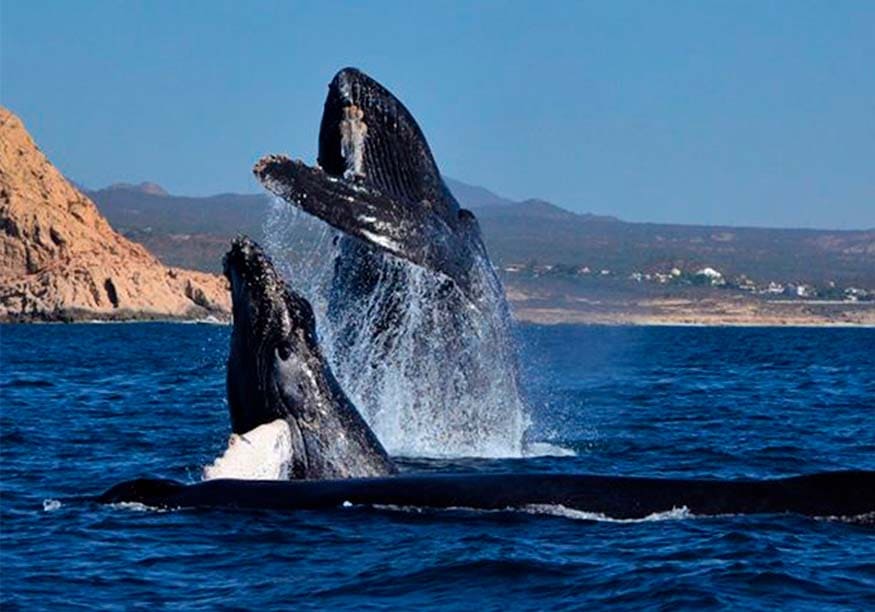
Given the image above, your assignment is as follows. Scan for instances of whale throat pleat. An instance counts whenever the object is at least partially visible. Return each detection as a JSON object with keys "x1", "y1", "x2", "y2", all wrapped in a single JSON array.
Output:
[{"x1": 318, "y1": 68, "x2": 459, "y2": 224}]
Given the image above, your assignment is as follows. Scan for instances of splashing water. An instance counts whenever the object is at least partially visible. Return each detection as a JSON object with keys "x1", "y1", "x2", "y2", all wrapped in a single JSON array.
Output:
[
  {"x1": 524, "y1": 505, "x2": 695, "y2": 523},
  {"x1": 42, "y1": 499, "x2": 62, "y2": 512},
  {"x1": 263, "y1": 197, "x2": 530, "y2": 458}
]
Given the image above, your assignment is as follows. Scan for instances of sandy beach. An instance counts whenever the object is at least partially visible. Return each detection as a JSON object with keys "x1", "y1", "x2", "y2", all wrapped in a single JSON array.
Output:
[{"x1": 508, "y1": 293, "x2": 875, "y2": 326}]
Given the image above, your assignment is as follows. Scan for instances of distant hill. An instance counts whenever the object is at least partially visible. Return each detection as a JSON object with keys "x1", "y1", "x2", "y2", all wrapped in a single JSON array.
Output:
[
  {"x1": 103, "y1": 181, "x2": 169, "y2": 196},
  {"x1": 87, "y1": 184, "x2": 268, "y2": 236},
  {"x1": 87, "y1": 178, "x2": 875, "y2": 288},
  {"x1": 443, "y1": 177, "x2": 516, "y2": 209},
  {"x1": 477, "y1": 208, "x2": 875, "y2": 287}
]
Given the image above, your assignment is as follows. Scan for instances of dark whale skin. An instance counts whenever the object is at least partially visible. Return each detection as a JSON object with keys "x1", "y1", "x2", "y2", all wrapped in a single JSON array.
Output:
[
  {"x1": 223, "y1": 236, "x2": 396, "y2": 479},
  {"x1": 253, "y1": 67, "x2": 490, "y2": 300},
  {"x1": 99, "y1": 470, "x2": 875, "y2": 520}
]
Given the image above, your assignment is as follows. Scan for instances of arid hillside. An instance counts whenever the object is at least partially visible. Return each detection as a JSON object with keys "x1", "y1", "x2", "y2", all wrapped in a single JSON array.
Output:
[{"x1": 0, "y1": 108, "x2": 230, "y2": 322}]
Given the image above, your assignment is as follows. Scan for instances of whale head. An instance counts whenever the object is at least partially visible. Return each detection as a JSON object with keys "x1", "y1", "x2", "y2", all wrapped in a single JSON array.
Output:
[
  {"x1": 254, "y1": 67, "x2": 487, "y2": 299},
  {"x1": 316, "y1": 67, "x2": 457, "y2": 219},
  {"x1": 223, "y1": 235, "x2": 318, "y2": 436},
  {"x1": 222, "y1": 236, "x2": 395, "y2": 478}
]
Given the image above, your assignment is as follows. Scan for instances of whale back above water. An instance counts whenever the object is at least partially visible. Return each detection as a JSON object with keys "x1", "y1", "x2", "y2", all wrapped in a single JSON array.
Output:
[{"x1": 99, "y1": 470, "x2": 875, "y2": 520}]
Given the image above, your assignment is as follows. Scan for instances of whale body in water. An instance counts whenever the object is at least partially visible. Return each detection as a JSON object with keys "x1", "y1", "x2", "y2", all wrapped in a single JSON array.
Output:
[
  {"x1": 96, "y1": 68, "x2": 875, "y2": 522},
  {"x1": 101, "y1": 471, "x2": 875, "y2": 520}
]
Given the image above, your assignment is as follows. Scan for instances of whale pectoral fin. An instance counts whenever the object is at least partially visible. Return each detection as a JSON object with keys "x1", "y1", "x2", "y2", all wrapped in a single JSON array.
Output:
[
  {"x1": 255, "y1": 68, "x2": 485, "y2": 299},
  {"x1": 255, "y1": 155, "x2": 413, "y2": 256},
  {"x1": 254, "y1": 155, "x2": 467, "y2": 284}
]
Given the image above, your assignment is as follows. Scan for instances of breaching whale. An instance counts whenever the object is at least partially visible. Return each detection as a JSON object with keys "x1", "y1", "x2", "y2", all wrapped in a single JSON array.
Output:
[
  {"x1": 254, "y1": 67, "x2": 527, "y2": 457},
  {"x1": 223, "y1": 236, "x2": 396, "y2": 479}
]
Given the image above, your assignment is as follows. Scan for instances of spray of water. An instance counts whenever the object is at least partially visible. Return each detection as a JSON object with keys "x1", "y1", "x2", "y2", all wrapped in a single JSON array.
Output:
[{"x1": 263, "y1": 197, "x2": 530, "y2": 458}]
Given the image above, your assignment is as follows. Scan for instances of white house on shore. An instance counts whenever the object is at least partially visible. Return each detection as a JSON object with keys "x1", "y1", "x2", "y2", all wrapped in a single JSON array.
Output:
[{"x1": 695, "y1": 267, "x2": 726, "y2": 286}]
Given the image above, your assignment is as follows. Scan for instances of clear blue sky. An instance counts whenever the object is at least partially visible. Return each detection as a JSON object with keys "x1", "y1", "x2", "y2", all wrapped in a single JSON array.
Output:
[{"x1": 2, "y1": 1, "x2": 873, "y2": 229}]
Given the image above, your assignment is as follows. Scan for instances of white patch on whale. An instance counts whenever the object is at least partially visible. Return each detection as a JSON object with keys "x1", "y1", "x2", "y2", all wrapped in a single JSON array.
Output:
[
  {"x1": 359, "y1": 229, "x2": 402, "y2": 253},
  {"x1": 340, "y1": 105, "x2": 367, "y2": 179},
  {"x1": 203, "y1": 419, "x2": 294, "y2": 480}
]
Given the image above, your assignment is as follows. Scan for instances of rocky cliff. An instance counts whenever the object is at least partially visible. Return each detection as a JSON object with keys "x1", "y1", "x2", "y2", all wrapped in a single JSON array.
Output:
[{"x1": 0, "y1": 107, "x2": 230, "y2": 322}]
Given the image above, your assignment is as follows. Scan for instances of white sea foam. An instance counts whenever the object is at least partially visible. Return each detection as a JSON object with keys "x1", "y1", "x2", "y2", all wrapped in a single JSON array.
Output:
[
  {"x1": 819, "y1": 511, "x2": 875, "y2": 524},
  {"x1": 524, "y1": 504, "x2": 694, "y2": 523},
  {"x1": 110, "y1": 501, "x2": 175, "y2": 513},
  {"x1": 363, "y1": 503, "x2": 693, "y2": 523},
  {"x1": 522, "y1": 442, "x2": 576, "y2": 457},
  {"x1": 203, "y1": 419, "x2": 294, "y2": 480},
  {"x1": 42, "y1": 499, "x2": 62, "y2": 512}
]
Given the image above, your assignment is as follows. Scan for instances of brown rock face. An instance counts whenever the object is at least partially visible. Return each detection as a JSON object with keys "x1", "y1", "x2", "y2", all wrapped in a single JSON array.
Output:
[{"x1": 0, "y1": 107, "x2": 231, "y2": 322}]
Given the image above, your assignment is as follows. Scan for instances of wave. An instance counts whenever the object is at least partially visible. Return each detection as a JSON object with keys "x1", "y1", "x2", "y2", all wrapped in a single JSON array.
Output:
[
  {"x1": 1, "y1": 378, "x2": 55, "y2": 389},
  {"x1": 42, "y1": 499, "x2": 62, "y2": 512},
  {"x1": 110, "y1": 502, "x2": 173, "y2": 513},
  {"x1": 524, "y1": 504, "x2": 694, "y2": 523}
]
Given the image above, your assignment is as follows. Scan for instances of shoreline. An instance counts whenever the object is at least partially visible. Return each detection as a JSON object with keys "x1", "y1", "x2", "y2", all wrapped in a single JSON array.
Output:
[
  {"x1": 514, "y1": 318, "x2": 875, "y2": 329},
  {"x1": 3, "y1": 293, "x2": 874, "y2": 328},
  {"x1": 4, "y1": 314, "x2": 875, "y2": 328},
  {"x1": 504, "y1": 288, "x2": 875, "y2": 327}
]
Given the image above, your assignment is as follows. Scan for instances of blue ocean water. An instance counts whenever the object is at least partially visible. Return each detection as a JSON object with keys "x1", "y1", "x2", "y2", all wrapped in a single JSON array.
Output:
[{"x1": 1, "y1": 323, "x2": 874, "y2": 609}]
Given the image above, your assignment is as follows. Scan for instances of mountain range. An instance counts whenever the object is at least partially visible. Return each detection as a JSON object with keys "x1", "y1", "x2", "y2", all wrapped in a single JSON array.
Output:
[{"x1": 87, "y1": 178, "x2": 875, "y2": 288}]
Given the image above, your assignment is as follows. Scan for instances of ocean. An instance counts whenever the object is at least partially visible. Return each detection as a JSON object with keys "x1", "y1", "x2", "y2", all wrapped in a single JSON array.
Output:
[{"x1": 1, "y1": 323, "x2": 874, "y2": 609}]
